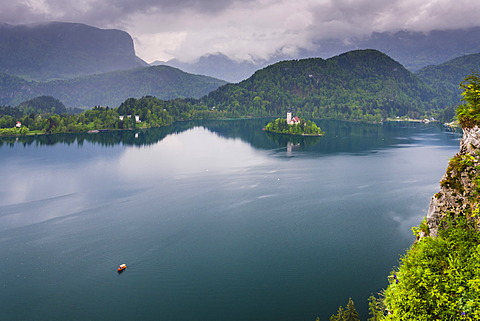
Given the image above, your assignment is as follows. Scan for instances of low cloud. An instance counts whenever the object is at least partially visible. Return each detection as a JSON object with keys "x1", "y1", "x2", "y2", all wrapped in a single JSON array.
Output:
[{"x1": 1, "y1": 0, "x2": 480, "y2": 63}]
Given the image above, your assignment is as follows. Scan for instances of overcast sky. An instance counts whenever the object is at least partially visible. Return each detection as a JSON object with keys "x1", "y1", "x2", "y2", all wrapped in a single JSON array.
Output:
[{"x1": 2, "y1": 0, "x2": 480, "y2": 63}]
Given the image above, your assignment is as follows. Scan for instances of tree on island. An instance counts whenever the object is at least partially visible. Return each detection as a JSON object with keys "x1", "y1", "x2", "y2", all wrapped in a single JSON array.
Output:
[{"x1": 264, "y1": 115, "x2": 324, "y2": 136}]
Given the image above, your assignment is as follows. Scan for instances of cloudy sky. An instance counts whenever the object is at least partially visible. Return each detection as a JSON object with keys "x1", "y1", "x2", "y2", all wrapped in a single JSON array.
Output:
[{"x1": 2, "y1": 0, "x2": 480, "y2": 63}]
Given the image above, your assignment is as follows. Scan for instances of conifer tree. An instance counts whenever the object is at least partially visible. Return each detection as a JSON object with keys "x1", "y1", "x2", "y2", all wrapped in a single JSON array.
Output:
[{"x1": 329, "y1": 298, "x2": 360, "y2": 321}]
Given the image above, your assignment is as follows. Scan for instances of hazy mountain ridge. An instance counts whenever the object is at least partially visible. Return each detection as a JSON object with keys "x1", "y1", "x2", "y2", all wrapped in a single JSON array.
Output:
[
  {"x1": 162, "y1": 27, "x2": 480, "y2": 82},
  {"x1": 0, "y1": 21, "x2": 147, "y2": 80},
  {"x1": 0, "y1": 73, "x2": 35, "y2": 106},
  {"x1": 323, "y1": 28, "x2": 480, "y2": 71},
  {"x1": 154, "y1": 54, "x2": 260, "y2": 83},
  {"x1": 415, "y1": 53, "x2": 480, "y2": 106},
  {"x1": 2, "y1": 19, "x2": 480, "y2": 119},
  {"x1": 0, "y1": 66, "x2": 227, "y2": 108}
]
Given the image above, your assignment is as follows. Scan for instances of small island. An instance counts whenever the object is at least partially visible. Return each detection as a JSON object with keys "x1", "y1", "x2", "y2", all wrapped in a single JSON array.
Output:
[{"x1": 264, "y1": 112, "x2": 324, "y2": 136}]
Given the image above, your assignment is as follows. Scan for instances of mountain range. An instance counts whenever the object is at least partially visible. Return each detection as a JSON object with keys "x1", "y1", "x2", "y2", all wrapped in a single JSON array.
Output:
[
  {"x1": 0, "y1": 66, "x2": 226, "y2": 108},
  {"x1": 158, "y1": 27, "x2": 480, "y2": 83},
  {"x1": 1, "y1": 21, "x2": 480, "y2": 120},
  {"x1": 152, "y1": 54, "x2": 259, "y2": 84},
  {"x1": 1, "y1": 48, "x2": 479, "y2": 120}
]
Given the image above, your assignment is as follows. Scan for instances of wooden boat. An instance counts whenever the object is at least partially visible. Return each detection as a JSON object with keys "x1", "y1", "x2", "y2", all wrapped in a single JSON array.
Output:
[{"x1": 117, "y1": 264, "x2": 127, "y2": 272}]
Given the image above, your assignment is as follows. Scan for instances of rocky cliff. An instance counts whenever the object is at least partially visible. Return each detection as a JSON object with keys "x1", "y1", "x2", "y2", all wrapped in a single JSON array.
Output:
[
  {"x1": 0, "y1": 22, "x2": 146, "y2": 80},
  {"x1": 381, "y1": 74, "x2": 480, "y2": 320},
  {"x1": 426, "y1": 126, "x2": 480, "y2": 237}
]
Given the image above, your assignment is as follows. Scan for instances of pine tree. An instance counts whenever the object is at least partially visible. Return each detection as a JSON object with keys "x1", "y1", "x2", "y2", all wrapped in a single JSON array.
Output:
[
  {"x1": 345, "y1": 298, "x2": 360, "y2": 321},
  {"x1": 329, "y1": 298, "x2": 360, "y2": 321}
]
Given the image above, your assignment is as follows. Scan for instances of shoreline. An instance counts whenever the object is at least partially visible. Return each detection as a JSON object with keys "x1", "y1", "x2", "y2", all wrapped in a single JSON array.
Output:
[{"x1": 0, "y1": 117, "x2": 448, "y2": 139}]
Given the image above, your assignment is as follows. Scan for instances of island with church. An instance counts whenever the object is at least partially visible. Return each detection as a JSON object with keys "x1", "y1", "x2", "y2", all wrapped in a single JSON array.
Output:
[{"x1": 263, "y1": 112, "x2": 325, "y2": 136}]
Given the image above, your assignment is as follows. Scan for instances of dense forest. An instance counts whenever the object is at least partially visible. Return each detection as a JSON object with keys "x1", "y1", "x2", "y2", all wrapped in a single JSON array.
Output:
[
  {"x1": 415, "y1": 53, "x2": 480, "y2": 111},
  {"x1": 0, "y1": 95, "x2": 227, "y2": 135},
  {"x1": 201, "y1": 50, "x2": 441, "y2": 122}
]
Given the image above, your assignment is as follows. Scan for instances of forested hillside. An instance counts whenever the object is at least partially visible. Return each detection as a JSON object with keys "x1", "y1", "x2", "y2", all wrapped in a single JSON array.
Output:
[
  {"x1": 0, "y1": 66, "x2": 227, "y2": 108},
  {"x1": 202, "y1": 50, "x2": 440, "y2": 121},
  {"x1": 416, "y1": 53, "x2": 480, "y2": 107},
  {"x1": 0, "y1": 73, "x2": 34, "y2": 106}
]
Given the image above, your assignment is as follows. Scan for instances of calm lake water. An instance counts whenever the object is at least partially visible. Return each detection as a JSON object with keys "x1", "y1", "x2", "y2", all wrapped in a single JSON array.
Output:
[{"x1": 0, "y1": 119, "x2": 461, "y2": 320}]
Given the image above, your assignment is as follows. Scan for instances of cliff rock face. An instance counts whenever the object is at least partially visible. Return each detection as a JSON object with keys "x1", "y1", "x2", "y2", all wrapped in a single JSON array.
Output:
[
  {"x1": 426, "y1": 126, "x2": 480, "y2": 236},
  {"x1": 0, "y1": 22, "x2": 146, "y2": 80}
]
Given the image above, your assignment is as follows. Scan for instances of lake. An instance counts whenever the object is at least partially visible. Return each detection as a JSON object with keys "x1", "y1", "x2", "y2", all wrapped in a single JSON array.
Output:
[{"x1": 0, "y1": 119, "x2": 461, "y2": 320}]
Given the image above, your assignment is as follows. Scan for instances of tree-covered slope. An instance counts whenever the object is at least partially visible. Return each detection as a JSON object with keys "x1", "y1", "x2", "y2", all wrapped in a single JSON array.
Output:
[
  {"x1": 37, "y1": 65, "x2": 227, "y2": 108},
  {"x1": 0, "y1": 22, "x2": 146, "y2": 80},
  {"x1": 0, "y1": 66, "x2": 227, "y2": 108},
  {"x1": 0, "y1": 73, "x2": 36, "y2": 106},
  {"x1": 17, "y1": 96, "x2": 67, "y2": 115},
  {"x1": 416, "y1": 53, "x2": 480, "y2": 108},
  {"x1": 202, "y1": 50, "x2": 439, "y2": 121}
]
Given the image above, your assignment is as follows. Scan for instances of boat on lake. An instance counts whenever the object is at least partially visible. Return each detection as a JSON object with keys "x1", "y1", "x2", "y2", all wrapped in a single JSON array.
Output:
[{"x1": 117, "y1": 264, "x2": 127, "y2": 272}]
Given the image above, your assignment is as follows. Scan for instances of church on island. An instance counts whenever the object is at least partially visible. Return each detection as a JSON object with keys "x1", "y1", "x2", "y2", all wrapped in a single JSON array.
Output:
[
  {"x1": 263, "y1": 112, "x2": 324, "y2": 136},
  {"x1": 286, "y1": 112, "x2": 301, "y2": 125}
]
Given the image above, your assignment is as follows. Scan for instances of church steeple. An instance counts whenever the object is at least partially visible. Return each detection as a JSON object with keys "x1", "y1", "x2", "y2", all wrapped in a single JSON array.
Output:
[{"x1": 286, "y1": 112, "x2": 292, "y2": 124}]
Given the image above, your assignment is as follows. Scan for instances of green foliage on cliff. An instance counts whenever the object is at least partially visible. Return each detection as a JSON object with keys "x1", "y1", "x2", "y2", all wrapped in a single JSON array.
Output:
[
  {"x1": 382, "y1": 216, "x2": 480, "y2": 321},
  {"x1": 373, "y1": 74, "x2": 480, "y2": 320},
  {"x1": 440, "y1": 152, "x2": 480, "y2": 197},
  {"x1": 457, "y1": 73, "x2": 480, "y2": 128},
  {"x1": 264, "y1": 118, "x2": 324, "y2": 136}
]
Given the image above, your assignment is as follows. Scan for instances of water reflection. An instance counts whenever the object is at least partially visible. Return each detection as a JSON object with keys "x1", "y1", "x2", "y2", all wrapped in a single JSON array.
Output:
[
  {"x1": 0, "y1": 119, "x2": 461, "y2": 156},
  {"x1": 263, "y1": 131, "x2": 322, "y2": 150},
  {"x1": 0, "y1": 123, "x2": 196, "y2": 148},
  {"x1": 115, "y1": 127, "x2": 268, "y2": 181}
]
